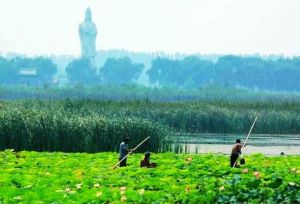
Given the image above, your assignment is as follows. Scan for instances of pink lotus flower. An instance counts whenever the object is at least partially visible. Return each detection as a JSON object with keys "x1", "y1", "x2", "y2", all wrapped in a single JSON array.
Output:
[
  {"x1": 253, "y1": 171, "x2": 260, "y2": 179},
  {"x1": 120, "y1": 186, "x2": 126, "y2": 192},
  {"x1": 242, "y1": 168, "x2": 249, "y2": 173}
]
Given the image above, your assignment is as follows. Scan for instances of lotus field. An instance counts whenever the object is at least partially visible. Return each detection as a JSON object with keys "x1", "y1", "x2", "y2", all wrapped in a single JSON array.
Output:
[{"x1": 0, "y1": 150, "x2": 299, "y2": 203}]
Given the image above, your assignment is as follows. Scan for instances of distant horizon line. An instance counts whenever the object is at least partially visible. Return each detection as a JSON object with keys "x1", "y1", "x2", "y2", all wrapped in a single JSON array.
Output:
[{"x1": 1, "y1": 49, "x2": 299, "y2": 58}]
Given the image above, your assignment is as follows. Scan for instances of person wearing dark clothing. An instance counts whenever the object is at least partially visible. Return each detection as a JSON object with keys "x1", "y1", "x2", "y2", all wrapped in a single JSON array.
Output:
[
  {"x1": 230, "y1": 139, "x2": 242, "y2": 167},
  {"x1": 119, "y1": 137, "x2": 130, "y2": 167},
  {"x1": 240, "y1": 158, "x2": 246, "y2": 165},
  {"x1": 140, "y1": 152, "x2": 157, "y2": 168}
]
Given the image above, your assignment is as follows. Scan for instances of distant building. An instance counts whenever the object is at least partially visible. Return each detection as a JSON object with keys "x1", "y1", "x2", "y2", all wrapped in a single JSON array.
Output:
[
  {"x1": 79, "y1": 8, "x2": 97, "y2": 68},
  {"x1": 18, "y1": 68, "x2": 58, "y2": 86},
  {"x1": 18, "y1": 68, "x2": 43, "y2": 86},
  {"x1": 19, "y1": 68, "x2": 37, "y2": 76}
]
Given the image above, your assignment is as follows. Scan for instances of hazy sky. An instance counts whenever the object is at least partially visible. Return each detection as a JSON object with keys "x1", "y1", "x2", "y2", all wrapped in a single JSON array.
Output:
[{"x1": 0, "y1": 0, "x2": 299, "y2": 56}]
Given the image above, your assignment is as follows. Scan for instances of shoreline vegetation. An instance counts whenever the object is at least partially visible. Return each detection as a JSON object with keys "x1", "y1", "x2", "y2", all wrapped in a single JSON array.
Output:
[
  {"x1": 1, "y1": 85, "x2": 300, "y2": 102},
  {"x1": 1, "y1": 92, "x2": 300, "y2": 152}
]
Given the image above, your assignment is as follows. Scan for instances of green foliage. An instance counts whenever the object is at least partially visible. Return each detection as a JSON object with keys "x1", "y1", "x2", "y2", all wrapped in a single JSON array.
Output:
[
  {"x1": 0, "y1": 102, "x2": 168, "y2": 152},
  {"x1": 147, "y1": 55, "x2": 300, "y2": 91},
  {"x1": 0, "y1": 57, "x2": 18, "y2": 85},
  {"x1": 0, "y1": 56, "x2": 58, "y2": 85},
  {"x1": 11, "y1": 56, "x2": 58, "y2": 84},
  {"x1": 32, "y1": 57, "x2": 58, "y2": 82},
  {"x1": 2, "y1": 85, "x2": 300, "y2": 102},
  {"x1": 100, "y1": 57, "x2": 144, "y2": 85},
  {"x1": 0, "y1": 151, "x2": 299, "y2": 203},
  {"x1": 66, "y1": 58, "x2": 99, "y2": 85},
  {"x1": 147, "y1": 57, "x2": 214, "y2": 87},
  {"x1": 0, "y1": 99, "x2": 300, "y2": 152}
]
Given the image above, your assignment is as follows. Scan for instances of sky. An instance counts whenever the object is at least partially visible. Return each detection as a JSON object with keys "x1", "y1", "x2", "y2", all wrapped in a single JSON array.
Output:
[{"x1": 0, "y1": 0, "x2": 299, "y2": 56}]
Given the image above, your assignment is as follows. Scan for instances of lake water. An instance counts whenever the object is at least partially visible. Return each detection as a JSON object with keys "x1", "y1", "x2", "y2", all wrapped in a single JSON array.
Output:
[{"x1": 172, "y1": 133, "x2": 300, "y2": 155}]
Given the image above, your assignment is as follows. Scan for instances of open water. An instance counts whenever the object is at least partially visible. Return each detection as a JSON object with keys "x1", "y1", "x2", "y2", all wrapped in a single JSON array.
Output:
[{"x1": 173, "y1": 133, "x2": 300, "y2": 155}]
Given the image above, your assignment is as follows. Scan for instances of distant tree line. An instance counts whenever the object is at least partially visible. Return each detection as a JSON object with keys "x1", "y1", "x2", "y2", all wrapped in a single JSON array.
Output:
[
  {"x1": 1, "y1": 55, "x2": 300, "y2": 92},
  {"x1": 147, "y1": 55, "x2": 300, "y2": 91},
  {"x1": 66, "y1": 57, "x2": 143, "y2": 85},
  {"x1": 66, "y1": 55, "x2": 300, "y2": 91}
]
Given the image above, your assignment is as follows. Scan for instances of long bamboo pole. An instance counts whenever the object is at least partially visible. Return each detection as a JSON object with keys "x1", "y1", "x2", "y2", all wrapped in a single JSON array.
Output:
[
  {"x1": 233, "y1": 116, "x2": 258, "y2": 167},
  {"x1": 112, "y1": 136, "x2": 150, "y2": 169}
]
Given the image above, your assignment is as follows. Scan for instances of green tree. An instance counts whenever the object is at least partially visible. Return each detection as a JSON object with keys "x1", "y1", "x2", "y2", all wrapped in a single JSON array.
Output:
[
  {"x1": 0, "y1": 57, "x2": 18, "y2": 84},
  {"x1": 66, "y1": 58, "x2": 99, "y2": 85},
  {"x1": 32, "y1": 57, "x2": 58, "y2": 83},
  {"x1": 99, "y1": 57, "x2": 144, "y2": 85},
  {"x1": 10, "y1": 57, "x2": 58, "y2": 85},
  {"x1": 147, "y1": 58, "x2": 184, "y2": 87}
]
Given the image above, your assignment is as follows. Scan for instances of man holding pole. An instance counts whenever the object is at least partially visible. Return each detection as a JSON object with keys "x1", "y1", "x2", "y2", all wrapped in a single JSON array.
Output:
[
  {"x1": 230, "y1": 139, "x2": 242, "y2": 167},
  {"x1": 119, "y1": 137, "x2": 130, "y2": 167},
  {"x1": 230, "y1": 116, "x2": 258, "y2": 168},
  {"x1": 113, "y1": 136, "x2": 150, "y2": 169}
]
